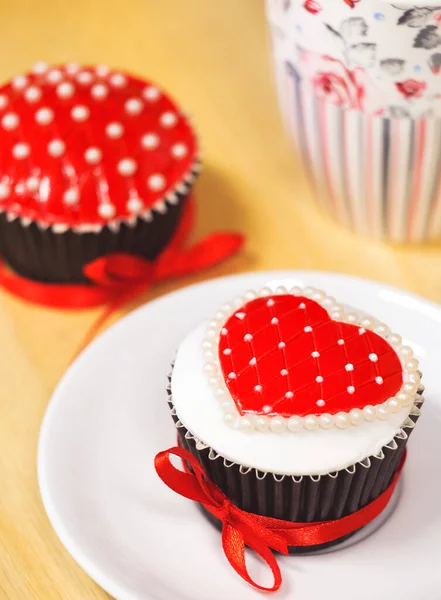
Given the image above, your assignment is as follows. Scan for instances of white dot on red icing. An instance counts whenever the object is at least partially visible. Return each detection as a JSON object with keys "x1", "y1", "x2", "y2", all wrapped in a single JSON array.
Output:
[
  {"x1": 369, "y1": 353, "x2": 378, "y2": 362},
  {"x1": 26, "y1": 177, "x2": 39, "y2": 192},
  {"x1": 280, "y1": 369, "x2": 288, "y2": 376},
  {"x1": 299, "y1": 303, "x2": 306, "y2": 309},
  {"x1": 304, "y1": 326, "x2": 312, "y2": 332},
  {"x1": 15, "y1": 183, "x2": 25, "y2": 194},
  {"x1": 76, "y1": 71, "x2": 93, "y2": 85},
  {"x1": 91, "y1": 83, "x2": 108, "y2": 100},
  {"x1": 56, "y1": 82, "x2": 75, "y2": 99},
  {"x1": 143, "y1": 86, "x2": 160, "y2": 101},
  {"x1": 160, "y1": 111, "x2": 177, "y2": 127},
  {"x1": 110, "y1": 73, "x2": 127, "y2": 87},
  {"x1": 278, "y1": 342, "x2": 285, "y2": 349},
  {"x1": 13, "y1": 75, "x2": 28, "y2": 89},
  {"x1": 338, "y1": 339, "x2": 345, "y2": 345},
  {"x1": 47, "y1": 69, "x2": 63, "y2": 83},
  {"x1": 66, "y1": 63, "x2": 80, "y2": 74},
  {"x1": 359, "y1": 328, "x2": 366, "y2": 335},
  {"x1": 84, "y1": 147, "x2": 102, "y2": 164},
  {"x1": 71, "y1": 105, "x2": 90, "y2": 122},
  {"x1": 47, "y1": 140, "x2": 65, "y2": 157},
  {"x1": 249, "y1": 357, "x2": 257, "y2": 366},
  {"x1": 98, "y1": 203, "x2": 116, "y2": 219},
  {"x1": 0, "y1": 183, "x2": 10, "y2": 199},
  {"x1": 235, "y1": 312, "x2": 245, "y2": 320},
  {"x1": 35, "y1": 108, "x2": 53, "y2": 125},
  {"x1": 316, "y1": 399, "x2": 326, "y2": 407},
  {"x1": 125, "y1": 98, "x2": 143, "y2": 115},
  {"x1": 376, "y1": 376, "x2": 384, "y2": 385},
  {"x1": 271, "y1": 317, "x2": 279, "y2": 325},
  {"x1": 106, "y1": 122, "x2": 124, "y2": 139},
  {"x1": 311, "y1": 351, "x2": 320, "y2": 358},
  {"x1": 12, "y1": 143, "x2": 30, "y2": 159},
  {"x1": 223, "y1": 348, "x2": 232, "y2": 355},
  {"x1": 285, "y1": 391, "x2": 294, "y2": 399},
  {"x1": 2, "y1": 113, "x2": 19, "y2": 130},
  {"x1": 228, "y1": 372, "x2": 237, "y2": 380},
  {"x1": 148, "y1": 174, "x2": 166, "y2": 191},
  {"x1": 316, "y1": 375, "x2": 323, "y2": 383},
  {"x1": 266, "y1": 299, "x2": 275, "y2": 307},
  {"x1": 126, "y1": 197, "x2": 143, "y2": 213},
  {"x1": 24, "y1": 86, "x2": 41, "y2": 102},
  {"x1": 0, "y1": 95, "x2": 7, "y2": 109},
  {"x1": 96, "y1": 65, "x2": 110, "y2": 77},
  {"x1": 141, "y1": 133, "x2": 159, "y2": 150},
  {"x1": 118, "y1": 158, "x2": 137, "y2": 176},
  {"x1": 254, "y1": 385, "x2": 262, "y2": 392},
  {"x1": 263, "y1": 405, "x2": 271, "y2": 413},
  {"x1": 63, "y1": 188, "x2": 79, "y2": 206},
  {"x1": 244, "y1": 334, "x2": 253, "y2": 342},
  {"x1": 345, "y1": 363, "x2": 354, "y2": 372},
  {"x1": 171, "y1": 143, "x2": 188, "y2": 159},
  {"x1": 221, "y1": 328, "x2": 228, "y2": 335},
  {"x1": 347, "y1": 386, "x2": 355, "y2": 394},
  {"x1": 32, "y1": 61, "x2": 48, "y2": 74}
]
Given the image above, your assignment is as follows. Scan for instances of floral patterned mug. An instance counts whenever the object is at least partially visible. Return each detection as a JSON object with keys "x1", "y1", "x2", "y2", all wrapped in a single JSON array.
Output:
[{"x1": 266, "y1": 0, "x2": 441, "y2": 241}]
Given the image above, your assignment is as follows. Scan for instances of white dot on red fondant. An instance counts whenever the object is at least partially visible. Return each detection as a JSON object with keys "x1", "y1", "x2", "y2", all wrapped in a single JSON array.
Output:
[
  {"x1": 316, "y1": 375, "x2": 323, "y2": 383},
  {"x1": 299, "y1": 303, "x2": 306, "y2": 309},
  {"x1": 160, "y1": 111, "x2": 177, "y2": 127},
  {"x1": 76, "y1": 71, "x2": 93, "y2": 85},
  {"x1": 266, "y1": 299, "x2": 275, "y2": 307},
  {"x1": 125, "y1": 98, "x2": 143, "y2": 115},
  {"x1": 32, "y1": 61, "x2": 48, "y2": 74},
  {"x1": 0, "y1": 95, "x2": 7, "y2": 108},
  {"x1": 95, "y1": 65, "x2": 110, "y2": 77},
  {"x1": 106, "y1": 122, "x2": 124, "y2": 139},
  {"x1": 229, "y1": 372, "x2": 237, "y2": 380},
  {"x1": 369, "y1": 353, "x2": 378, "y2": 362},
  {"x1": 311, "y1": 351, "x2": 320, "y2": 358},
  {"x1": 98, "y1": 203, "x2": 116, "y2": 219},
  {"x1": 281, "y1": 369, "x2": 288, "y2": 376},
  {"x1": 254, "y1": 385, "x2": 262, "y2": 392},
  {"x1": 338, "y1": 339, "x2": 345, "y2": 345},
  {"x1": 249, "y1": 357, "x2": 257, "y2": 366},
  {"x1": 12, "y1": 75, "x2": 28, "y2": 89},
  {"x1": 84, "y1": 147, "x2": 102, "y2": 164},
  {"x1": 143, "y1": 86, "x2": 160, "y2": 101},
  {"x1": 15, "y1": 183, "x2": 25, "y2": 194},
  {"x1": 304, "y1": 326, "x2": 312, "y2": 332},
  {"x1": 347, "y1": 386, "x2": 355, "y2": 394},
  {"x1": 376, "y1": 376, "x2": 384, "y2": 385},
  {"x1": 235, "y1": 312, "x2": 246, "y2": 320},
  {"x1": 271, "y1": 317, "x2": 279, "y2": 325},
  {"x1": 24, "y1": 86, "x2": 42, "y2": 102},
  {"x1": 171, "y1": 143, "x2": 188, "y2": 158},
  {"x1": 13, "y1": 143, "x2": 30, "y2": 159},
  {"x1": 35, "y1": 107, "x2": 53, "y2": 125},
  {"x1": 345, "y1": 363, "x2": 354, "y2": 372},
  {"x1": 263, "y1": 405, "x2": 272, "y2": 413},
  {"x1": 316, "y1": 399, "x2": 326, "y2": 407},
  {"x1": 71, "y1": 105, "x2": 90, "y2": 122},
  {"x1": 26, "y1": 177, "x2": 39, "y2": 192},
  {"x1": 110, "y1": 73, "x2": 127, "y2": 87},
  {"x1": 278, "y1": 342, "x2": 286, "y2": 349},
  {"x1": 56, "y1": 82, "x2": 75, "y2": 99},
  {"x1": 285, "y1": 391, "x2": 294, "y2": 399},
  {"x1": 221, "y1": 328, "x2": 228, "y2": 335},
  {"x1": 63, "y1": 188, "x2": 79, "y2": 205},
  {"x1": 141, "y1": 133, "x2": 159, "y2": 150},
  {"x1": 66, "y1": 63, "x2": 80, "y2": 74},
  {"x1": 47, "y1": 140, "x2": 65, "y2": 157},
  {"x1": 223, "y1": 348, "x2": 232, "y2": 355},
  {"x1": 47, "y1": 69, "x2": 63, "y2": 84},
  {"x1": 0, "y1": 183, "x2": 10, "y2": 199},
  {"x1": 148, "y1": 174, "x2": 166, "y2": 191},
  {"x1": 126, "y1": 197, "x2": 143, "y2": 213},
  {"x1": 359, "y1": 328, "x2": 366, "y2": 335},
  {"x1": 91, "y1": 83, "x2": 108, "y2": 100},
  {"x1": 2, "y1": 113, "x2": 19, "y2": 130},
  {"x1": 244, "y1": 334, "x2": 253, "y2": 342},
  {"x1": 118, "y1": 158, "x2": 137, "y2": 176}
]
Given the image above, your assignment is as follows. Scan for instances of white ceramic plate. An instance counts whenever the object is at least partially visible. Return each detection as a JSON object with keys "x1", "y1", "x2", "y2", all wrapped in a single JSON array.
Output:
[{"x1": 38, "y1": 272, "x2": 441, "y2": 600}]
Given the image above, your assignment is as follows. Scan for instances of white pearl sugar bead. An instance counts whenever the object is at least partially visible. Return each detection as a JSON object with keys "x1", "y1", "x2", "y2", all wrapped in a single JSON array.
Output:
[
  {"x1": 331, "y1": 311, "x2": 343, "y2": 322},
  {"x1": 160, "y1": 111, "x2": 177, "y2": 127},
  {"x1": 24, "y1": 86, "x2": 42, "y2": 102},
  {"x1": 319, "y1": 413, "x2": 334, "y2": 429},
  {"x1": 399, "y1": 346, "x2": 414, "y2": 359},
  {"x1": 344, "y1": 312, "x2": 359, "y2": 325},
  {"x1": 387, "y1": 398, "x2": 400, "y2": 412},
  {"x1": 71, "y1": 105, "x2": 90, "y2": 122},
  {"x1": 57, "y1": 82, "x2": 75, "y2": 99},
  {"x1": 402, "y1": 382, "x2": 417, "y2": 395},
  {"x1": 141, "y1": 133, "x2": 159, "y2": 149},
  {"x1": 363, "y1": 405, "x2": 376, "y2": 421},
  {"x1": 201, "y1": 339, "x2": 213, "y2": 350},
  {"x1": 84, "y1": 147, "x2": 102, "y2": 164},
  {"x1": 205, "y1": 328, "x2": 217, "y2": 340},
  {"x1": 208, "y1": 375, "x2": 221, "y2": 387},
  {"x1": 2, "y1": 113, "x2": 19, "y2": 130},
  {"x1": 126, "y1": 197, "x2": 143, "y2": 214},
  {"x1": 304, "y1": 415, "x2": 319, "y2": 430},
  {"x1": 239, "y1": 416, "x2": 254, "y2": 432},
  {"x1": 148, "y1": 174, "x2": 166, "y2": 191},
  {"x1": 330, "y1": 302, "x2": 344, "y2": 313},
  {"x1": 244, "y1": 289, "x2": 257, "y2": 301},
  {"x1": 220, "y1": 400, "x2": 233, "y2": 411},
  {"x1": 221, "y1": 303, "x2": 233, "y2": 315},
  {"x1": 233, "y1": 296, "x2": 244, "y2": 308},
  {"x1": 287, "y1": 416, "x2": 303, "y2": 432},
  {"x1": 290, "y1": 286, "x2": 302, "y2": 296},
  {"x1": 203, "y1": 349, "x2": 215, "y2": 361},
  {"x1": 207, "y1": 319, "x2": 218, "y2": 329},
  {"x1": 259, "y1": 287, "x2": 272, "y2": 297},
  {"x1": 389, "y1": 333, "x2": 402, "y2": 347},
  {"x1": 91, "y1": 83, "x2": 108, "y2": 99},
  {"x1": 106, "y1": 122, "x2": 124, "y2": 139},
  {"x1": 361, "y1": 316, "x2": 375, "y2": 330},
  {"x1": 63, "y1": 188, "x2": 79, "y2": 205},
  {"x1": 270, "y1": 416, "x2": 286, "y2": 434},
  {"x1": 215, "y1": 388, "x2": 227, "y2": 400},
  {"x1": 255, "y1": 416, "x2": 269, "y2": 432},
  {"x1": 224, "y1": 413, "x2": 236, "y2": 426},
  {"x1": 349, "y1": 408, "x2": 364, "y2": 426},
  {"x1": 203, "y1": 362, "x2": 219, "y2": 375},
  {"x1": 125, "y1": 98, "x2": 143, "y2": 115},
  {"x1": 408, "y1": 372, "x2": 421, "y2": 385},
  {"x1": 12, "y1": 143, "x2": 30, "y2": 159},
  {"x1": 322, "y1": 296, "x2": 336, "y2": 308},
  {"x1": 118, "y1": 158, "x2": 137, "y2": 177},
  {"x1": 404, "y1": 358, "x2": 419, "y2": 372},
  {"x1": 47, "y1": 139, "x2": 65, "y2": 157},
  {"x1": 335, "y1": 412, "x2": 350, "y2": 429},
  {"x1": 397, "y1": 391, "x2": 412, "y2": 406},
  {"x1": 374, "y1": 323, "x2": 390, "y2": 338},
  {"x1": 375, "y1": 405, "x2": 391, "y2": 420},
  {"x1": 312, "y1": 289, "x2": 325, "y2": 301},
  {"x1": 275, "y1": 285, "x2": 288, "y2": 295},
  {"x1": 98, "y1": 203, "x2": 116, "y2": 219}
]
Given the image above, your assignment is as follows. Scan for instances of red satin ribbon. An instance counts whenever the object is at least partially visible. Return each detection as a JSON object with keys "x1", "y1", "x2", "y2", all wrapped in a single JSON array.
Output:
[{"x1": 155, "y1": 446, "x2": 406, "y2": 593}]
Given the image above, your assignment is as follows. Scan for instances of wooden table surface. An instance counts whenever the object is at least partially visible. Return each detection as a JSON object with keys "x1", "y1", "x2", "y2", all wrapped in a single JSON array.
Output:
[{"x1": 1, "y1": 0, "x2": 441, "y2": 598}]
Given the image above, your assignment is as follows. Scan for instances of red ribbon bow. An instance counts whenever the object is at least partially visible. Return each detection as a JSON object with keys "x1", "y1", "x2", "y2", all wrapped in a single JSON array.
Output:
[{"x1": 155, "y1": 446, "x2": 406, "y2": 593}]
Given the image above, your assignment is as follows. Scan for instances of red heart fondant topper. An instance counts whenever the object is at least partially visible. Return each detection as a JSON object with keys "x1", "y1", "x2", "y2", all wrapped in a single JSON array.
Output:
[{"x1": 218, "y1": 295, "x2": 403, "y2": 418}]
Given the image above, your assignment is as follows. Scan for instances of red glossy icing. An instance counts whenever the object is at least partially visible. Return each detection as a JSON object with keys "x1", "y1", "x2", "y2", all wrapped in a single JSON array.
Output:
[
  {"x1": 0, "y1": 64, "x2": 197, "y2": 225},
  {"x1": 218, "y1": 295, "x2": 403, "y2": 418}
]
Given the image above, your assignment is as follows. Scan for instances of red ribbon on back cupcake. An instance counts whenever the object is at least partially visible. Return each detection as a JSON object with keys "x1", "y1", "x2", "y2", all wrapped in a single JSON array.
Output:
[{"x1": 155, "y1": 446, "x2": 406, "y2": 593}]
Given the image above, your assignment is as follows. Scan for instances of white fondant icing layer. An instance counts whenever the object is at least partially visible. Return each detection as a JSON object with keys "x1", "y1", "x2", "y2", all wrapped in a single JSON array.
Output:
[{"x1": 171, "y1": 322, "x2": 414, "y2": 476}]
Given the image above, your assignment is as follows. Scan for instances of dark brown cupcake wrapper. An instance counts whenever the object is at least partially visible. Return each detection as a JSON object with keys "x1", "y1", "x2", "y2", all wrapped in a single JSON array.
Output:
[
  {"x1": 0, "y1": 161, "x2": 200, "y2": 283},
  {"x1": 166, "y1": 369, "x2": 424, "y2": 551}
]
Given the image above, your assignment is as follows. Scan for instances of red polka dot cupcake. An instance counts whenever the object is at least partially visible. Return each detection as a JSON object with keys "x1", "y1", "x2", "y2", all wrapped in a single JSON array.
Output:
[
  {"x1": 0, "y1": 62, "x2": 199, "y2": 282},
  {"x1": 167, "y1": 282, "x2": 424, "y2": 551}
]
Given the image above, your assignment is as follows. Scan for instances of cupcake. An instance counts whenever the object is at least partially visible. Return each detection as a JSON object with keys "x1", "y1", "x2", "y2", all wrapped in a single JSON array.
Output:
[
  {"x1": 0, "y1": 63, "x2": 199, "y2": 282},
  {"x1": 166, "y1": 283, "x2": 424, "y2": 555}
]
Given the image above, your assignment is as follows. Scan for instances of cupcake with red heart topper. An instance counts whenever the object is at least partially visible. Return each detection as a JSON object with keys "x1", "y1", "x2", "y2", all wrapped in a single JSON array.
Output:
[
  {"x1": 166, "y1": 283, "x2": 424, "y2": 553},
  {"x1": 0, "y1": 62, "x2": 199, "y2": 282}
]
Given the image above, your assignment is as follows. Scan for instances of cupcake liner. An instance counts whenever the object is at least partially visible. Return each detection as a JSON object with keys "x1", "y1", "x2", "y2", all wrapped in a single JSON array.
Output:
[
  {"x1": 0, "y1": 191, "x2": 189, "y2": 282},
  {"x1": 167, "y1": 369, "x2": 424, "y2": 552}
]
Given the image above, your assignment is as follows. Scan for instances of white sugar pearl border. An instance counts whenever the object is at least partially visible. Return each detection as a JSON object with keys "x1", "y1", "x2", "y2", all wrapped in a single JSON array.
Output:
[{"x1": 201, "y1": 285, "x2": 421, "y2": 434}]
